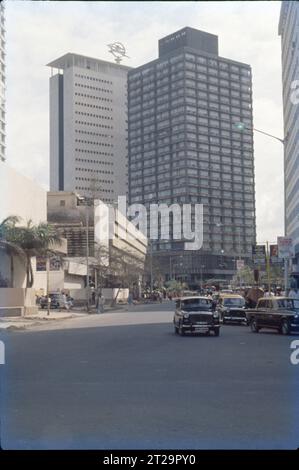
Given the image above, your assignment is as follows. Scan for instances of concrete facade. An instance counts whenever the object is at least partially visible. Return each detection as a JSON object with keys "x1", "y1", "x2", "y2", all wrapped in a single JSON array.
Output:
[
  {"x1": 47, "y1": 53, "x2": 130, "y2": 204},
  {"x1": 0, "y1": 165, "x2": 47, "y2": 225},
  {"x1": 0, "y1": 2, "x2": 5, "y2": 162},
  {"x1": 279, "y1": 1, "x2": 299, "y2": 254}
]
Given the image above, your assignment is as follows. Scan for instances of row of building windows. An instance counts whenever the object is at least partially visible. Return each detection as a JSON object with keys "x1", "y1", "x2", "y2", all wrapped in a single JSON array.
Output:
[
  {"x1": 75, "y1": 111, "x2": 113, "y2": 120},
  {"x1": 137, "y1": 182, "x2": 254, "y2": 200},
  {"x1": 75, "y1": 176, "x2": 114, "y2": 184},
  {"x1": 130, "y1": 54, "x2": 250, "y2": 79},
  {"x1": 75, "y1": 148, "x2": 113, "y2": 157},
  {"x1": 74, "y1": 82, "x2": 112, "y2": 93},
  {"x1": 75, "y1": 139, "x2": 113, "y2": 147},
  {"x1": 130, "y1": 89, "x2": 251, "y2": 108},
  {"x1": 75, "y1": 129, "x2": 113, "y2": 139},
  {"x1": 74, "y1": 92, "x2": 112, "y2": 103},
  {"x1": 130, "y1": 134, "x2": 253, "y2": 150},
  {"x1": 75, "y1": 185, "x2": 113, "y2": 194},
  {"x1": 75, "y1": 120, "x2": 113, "y2": 130},
  {"x1": 130, "y1": 172, "x2": 252, "y2": 189},
  {"x1": 74, "y1": 102, "x2": 113, "y2": 112},
  {"x1": 129, "y1": 81, "x2": 251, "y2": 98},
  {"x1": 75, "y1": 73, "x2": 112, "y2": 85},
  {"x1": 131, "y1": 183, "x2": 255, "y2": 197},
  {"x1": 130, "y1": 93, "x2": 252, "y2": 113},
  {"x1": 130, "y1": 101, "x2": 252, "y2": 118},
  {"x1": 129, "y1": 122, "x2": 252, "y2": 139},
  {"x1": 75, "y1": 167, "x2": 114, "y2": 175},
  {"x1": 75, "y1": 157, "x2": 113, "y2": 166}
]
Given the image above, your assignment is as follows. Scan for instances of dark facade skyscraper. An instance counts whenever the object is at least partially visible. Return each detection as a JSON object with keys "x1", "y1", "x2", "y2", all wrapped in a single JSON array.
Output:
[{"x1": 128, "y1": 27, "x2": 256, "y2": 284}]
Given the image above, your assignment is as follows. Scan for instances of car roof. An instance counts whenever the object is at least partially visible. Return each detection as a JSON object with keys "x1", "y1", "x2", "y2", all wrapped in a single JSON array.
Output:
[
  {"x1": 258, "y1": 296, "x2": 291, "y2": 301},
  {"x1": 179, "y1": 296, "x2": 211, "y2": 301},
  {"x1": 219, "y1": 294, "x2": 244, "y2": 298}
]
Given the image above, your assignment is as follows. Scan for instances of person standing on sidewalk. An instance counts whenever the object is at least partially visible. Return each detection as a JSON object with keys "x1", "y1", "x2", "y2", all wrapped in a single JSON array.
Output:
[{"x1": 97, "y1": 293, "x2": 105, "y2": 314}]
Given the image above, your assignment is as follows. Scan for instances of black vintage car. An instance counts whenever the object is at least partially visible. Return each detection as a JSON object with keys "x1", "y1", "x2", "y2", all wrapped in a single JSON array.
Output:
[
  {"x1": 174, "y1": 296, "x2": 220, "y2": 336},
  {"x1": 246, "y1": 297, "x2": 299, "y2": 335}
]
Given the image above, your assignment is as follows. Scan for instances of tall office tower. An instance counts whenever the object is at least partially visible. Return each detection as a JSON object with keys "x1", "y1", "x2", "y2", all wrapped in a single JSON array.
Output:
[
  {"x1": 47, "y1": 53, "x2": 130, "y2": 204},
  {"x1": 279, "y1": 1, "x2": 299, "y2": 258},
  {"x1": 128, "y1": 27, "x2": 256, "y2": 285},
  {"x1": 0, "y1": 1, "x2": 5, "y2": 162}
]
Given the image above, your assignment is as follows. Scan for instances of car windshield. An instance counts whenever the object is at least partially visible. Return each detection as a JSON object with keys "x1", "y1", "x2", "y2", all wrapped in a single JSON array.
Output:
[
  {"x1": 181, "y1": 299, "x2": 212, "y2": 311},
  {"x1": 223, "y1": 298, "x2": 245, "y2": 307},
  {"x1": 277, "y1": 299, "x2": 299, "y2": 310}
]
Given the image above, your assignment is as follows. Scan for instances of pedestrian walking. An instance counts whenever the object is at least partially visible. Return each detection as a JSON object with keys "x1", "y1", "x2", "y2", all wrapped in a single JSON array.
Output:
[
  {"x1": 61, "y1": 292, "x2": 71, "y2": 311},
  {"x1": 97, "y1": 293, "x2": 105, "y2": 314}
]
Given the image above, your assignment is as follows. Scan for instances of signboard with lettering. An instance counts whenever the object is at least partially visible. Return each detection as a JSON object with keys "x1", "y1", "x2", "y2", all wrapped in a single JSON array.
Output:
[
  {"x1": 277, "y1": 237, "x2": 294, "y2": 259},
  {"x1": 252, "y1": 245, "x2": 266, "y2": 265}
]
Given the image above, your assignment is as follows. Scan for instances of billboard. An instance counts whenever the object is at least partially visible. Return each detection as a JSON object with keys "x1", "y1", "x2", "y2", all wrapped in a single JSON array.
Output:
[
  {"x1": 277, "y1": 237, "x2": 294, "y2": 259},
  {"x1": 270, "y1": 244, "x2": 282, "y2": 264},
  {"x1": 236, "y1": 259, "x2": 245, "y2": 271},
  {"x1": 252, "y1": 245, "x2": 266, "y2": 265}
]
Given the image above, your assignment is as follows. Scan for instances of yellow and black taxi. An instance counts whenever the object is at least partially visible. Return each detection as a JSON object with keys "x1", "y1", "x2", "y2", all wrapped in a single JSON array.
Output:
[
  {"x1": 174, "y1": 296, "x2": 220, "y2": 336},
  {"x1": 217, "y1": 293, "x2": 247, "y2": 325}
]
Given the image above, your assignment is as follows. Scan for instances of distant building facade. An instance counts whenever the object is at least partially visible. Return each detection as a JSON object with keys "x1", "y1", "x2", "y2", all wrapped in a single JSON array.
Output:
[
  {"x1": 128, "y1": 27, "x2": 256, "y2": 285},
  {"x1": 47, "y1": 53, "x2": 130, "y2": 203},
  {"x1": 279, "y1": 1, "x2": 299, "y2": 256},
  {"x1": 0, "y1": 2, "x2": 5, "y2": 162},
  {"x1": 47, "y1": 191, "x2": 147, "y2": 282}
]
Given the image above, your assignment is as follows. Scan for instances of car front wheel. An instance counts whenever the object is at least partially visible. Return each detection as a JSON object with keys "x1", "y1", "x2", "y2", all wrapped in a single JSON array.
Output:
[{"x1": 250, "y1": 319, "x2": 259, "y2": 333}]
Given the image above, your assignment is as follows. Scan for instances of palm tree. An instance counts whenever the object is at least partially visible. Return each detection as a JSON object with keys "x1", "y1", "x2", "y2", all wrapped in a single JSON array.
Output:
[
  {"x1": 0, "y1": 216, "x2": 26, "y2": 287},
  {"x1": 0, "y1": 217, "x2": 63, "y2": 288}
]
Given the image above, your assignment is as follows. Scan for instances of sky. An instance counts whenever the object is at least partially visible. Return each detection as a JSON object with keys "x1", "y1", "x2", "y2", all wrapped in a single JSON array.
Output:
[{"x1": 5, "y1": 0, "x2": 284, "y2": 243}]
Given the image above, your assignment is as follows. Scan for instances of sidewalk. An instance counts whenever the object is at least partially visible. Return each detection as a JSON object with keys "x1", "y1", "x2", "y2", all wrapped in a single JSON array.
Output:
[
  {"x1": 0, "y1": 310, "x2": 86, "y2": 331},
  {"x1": 0, "y1": 304, "x2": 129, "y2": 330}
]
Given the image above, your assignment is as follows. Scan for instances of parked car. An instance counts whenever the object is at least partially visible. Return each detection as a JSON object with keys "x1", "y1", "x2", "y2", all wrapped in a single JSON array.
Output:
[
  {"x1": 246, "y1": 297, "x2": 299, "y2": 335},
  {"x1": 174, "y1": 296, "x2": 220, "y2": 336},
  {"x1": 217, "y1": 294, "x2": 247, "y2": 325},
  {"x1": 39, "y1": 294, "x2": 61, "y2": 309}
]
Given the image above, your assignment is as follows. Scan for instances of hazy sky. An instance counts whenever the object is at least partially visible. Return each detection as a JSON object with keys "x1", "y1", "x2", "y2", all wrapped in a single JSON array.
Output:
[{"x1": 5, "y1": 0, "x2": 284, "y2": 243}]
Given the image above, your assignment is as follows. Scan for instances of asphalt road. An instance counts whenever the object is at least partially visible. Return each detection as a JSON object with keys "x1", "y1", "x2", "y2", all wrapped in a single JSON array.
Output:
[{"x1": 0, "y1": 302, "x2": 298, "y2": 449}]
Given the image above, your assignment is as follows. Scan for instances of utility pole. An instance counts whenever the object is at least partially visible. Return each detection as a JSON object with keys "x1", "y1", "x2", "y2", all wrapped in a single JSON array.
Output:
[
  {"x1": 150, "y1": 241, "x2": 153, "y2": 294},
  {"x1": 86, "y1": 204, "x2": 90, "y2": 312},
  {"x1": 284, "y1": 257, "x2": 289, "y2": 294},
  {"x1": 266, "y1": 241, "x2": 271, "y2": 295},
  {"x1": 237, "y1": 227, "x2": 242, "y2": 288},
  {"x1": 46, "y1": 256, "x2": 50, "y2": 316}
]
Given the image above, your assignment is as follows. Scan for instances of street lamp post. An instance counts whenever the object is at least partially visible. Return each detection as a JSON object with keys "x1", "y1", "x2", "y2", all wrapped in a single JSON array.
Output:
[
  {"x1": 200, "y1": 264, "x2": 205, "y2": 291},
  {"x1": 234, "y1": 121, "x2": 287, "y2": 290},
  {"x1": 149, "y1": 241, "x2": 153, "y2": 294},
  {"x1": 85, "y1": 205, "x2": 90, "y2": 312}
]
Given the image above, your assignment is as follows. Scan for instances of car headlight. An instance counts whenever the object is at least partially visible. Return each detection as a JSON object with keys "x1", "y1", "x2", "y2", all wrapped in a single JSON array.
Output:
[
  {"x1": 294, "y1": 314, "x2": 299, "y2": 319},
  {"x1": 183, "y1": 313, "x2": 189, "y2": 319},
  {"x1": 213, "y1": 313, "x2": 219, "y2": 319}
]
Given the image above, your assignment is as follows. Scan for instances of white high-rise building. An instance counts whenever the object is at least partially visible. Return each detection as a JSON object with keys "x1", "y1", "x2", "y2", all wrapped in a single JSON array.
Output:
[
  {"x1": 279, "y1": 1, "x2": 299, "y2": 254},
  {"x1": 47, "y1": 53, "x2": 130, "y2": 204},
  {"x1": 0, "y1": 2, "x2": 5, "y2": 162}
]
